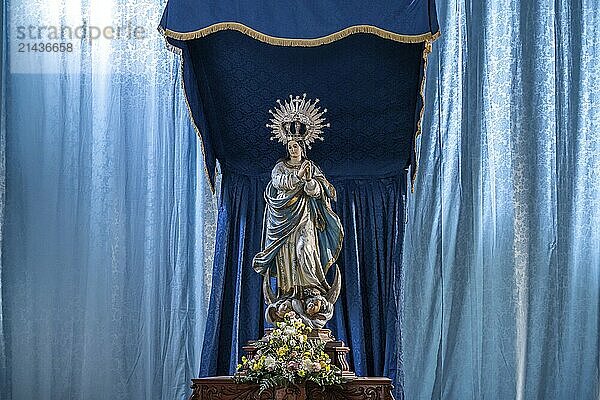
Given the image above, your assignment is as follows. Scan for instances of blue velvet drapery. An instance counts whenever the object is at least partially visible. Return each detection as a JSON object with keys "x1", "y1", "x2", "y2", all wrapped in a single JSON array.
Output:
[
  {"x1": 160, "y1": 0, "x2": 439, "y2": 190},
  {"x1": 159, "y1": 0, "x2": 439, "y2": 46},
  {"x1": 177, "y1": 32, "x2": 428, "y2": 399}
]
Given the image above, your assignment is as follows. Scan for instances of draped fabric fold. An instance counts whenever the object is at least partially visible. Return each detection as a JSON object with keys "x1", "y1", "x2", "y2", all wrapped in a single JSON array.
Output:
[
  {"x1": 159, "y1": 1, "x2": 439, "y2": 191},
  {"x1": 329, "y1": 176, "x2": 407, "y2": 386},
  {"x1": 159, "y1": 0, "x2": 439, "y2": 44},
  {"x1": 199, "y1": 172, "x2": 266, "y2": 376},
  {"x1": 403, "y1": 0, "x2": 600, "y2": 399},
  {"x1": 1, "y1": 2, "x2": 217, "y2": 399},
  {"x1": 0, "y1": 1, "x2": 8, "y2": 393}
]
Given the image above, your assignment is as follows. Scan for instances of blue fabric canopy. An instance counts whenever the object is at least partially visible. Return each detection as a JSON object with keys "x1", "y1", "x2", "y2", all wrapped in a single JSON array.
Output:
[
  {"x1": 159, "y1": 4, "x2": 439, "y2": 399},
  {"x1": 159, "y1": 0, "x2": 439, "y2": 42}
]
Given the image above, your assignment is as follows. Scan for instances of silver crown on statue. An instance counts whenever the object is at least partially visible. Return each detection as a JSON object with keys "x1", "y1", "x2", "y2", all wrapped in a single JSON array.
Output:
[{"x1": 267, "y1": 94, "x2": 330, "y2": 148}]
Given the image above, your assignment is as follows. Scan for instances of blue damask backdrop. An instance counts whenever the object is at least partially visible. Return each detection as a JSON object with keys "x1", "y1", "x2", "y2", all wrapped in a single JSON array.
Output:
[{"x1": 1, "y1": 1, "x2": 599, "y2": 400}]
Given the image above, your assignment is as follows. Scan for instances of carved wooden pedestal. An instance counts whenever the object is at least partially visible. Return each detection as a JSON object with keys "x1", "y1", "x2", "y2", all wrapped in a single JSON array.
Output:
[
  {"x1": 194, "y1": 330, "x2": 391, "y2": 399},
  {"x1": 189, "y1": 376, "x2": 395, "y2": 400}
]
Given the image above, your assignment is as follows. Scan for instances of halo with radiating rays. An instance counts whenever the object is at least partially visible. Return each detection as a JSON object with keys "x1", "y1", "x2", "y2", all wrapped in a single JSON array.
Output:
[{"x1": 266, "y1": 94, "x2": 330, "y2": 149}]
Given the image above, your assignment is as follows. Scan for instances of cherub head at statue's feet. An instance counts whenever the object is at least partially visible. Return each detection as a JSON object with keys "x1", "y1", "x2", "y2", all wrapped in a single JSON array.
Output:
[{"x1": 305, "y1": 297, "x2": 323, "y2": 316}]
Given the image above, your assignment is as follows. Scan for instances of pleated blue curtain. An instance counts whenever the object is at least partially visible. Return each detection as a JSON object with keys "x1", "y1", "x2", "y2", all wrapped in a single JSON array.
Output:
[
  {"x1": 403, "y1": 0, "x2": 600, "y2": 399},
  {"x1": 0, "y1": 1, "x2": 216, "y2": 399}
]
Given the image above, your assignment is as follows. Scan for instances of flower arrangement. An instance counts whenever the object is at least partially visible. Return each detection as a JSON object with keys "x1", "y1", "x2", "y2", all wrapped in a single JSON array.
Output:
[{"x1": 234, "y1": 311, "x2": 344, "y2": 392}]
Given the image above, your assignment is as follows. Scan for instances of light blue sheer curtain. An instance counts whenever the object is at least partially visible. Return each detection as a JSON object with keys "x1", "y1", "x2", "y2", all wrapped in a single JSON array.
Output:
[
  {"x1": 404, "y1": 1, "x2": 600, "y2": 399},
  {"x1": 1, "y1": 0, "x2": 9, "y2": 393},
  {"x1": 0, "y1": 1, "x2": 215, "y2": 399}
]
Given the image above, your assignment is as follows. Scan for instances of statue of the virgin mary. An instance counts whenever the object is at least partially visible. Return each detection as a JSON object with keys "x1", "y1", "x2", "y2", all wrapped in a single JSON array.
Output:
[{"x1": 252, "y1": 95, "x2": 343, "y2": 329}]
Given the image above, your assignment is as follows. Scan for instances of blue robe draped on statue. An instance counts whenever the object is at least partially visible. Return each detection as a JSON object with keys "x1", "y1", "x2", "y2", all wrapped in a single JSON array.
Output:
[
  {"x1": 159, "y1": 3, "x2": 439, "y2": 398},
  {"x1": 253, "y1": 161, "x2": 343, "y2": 290}
]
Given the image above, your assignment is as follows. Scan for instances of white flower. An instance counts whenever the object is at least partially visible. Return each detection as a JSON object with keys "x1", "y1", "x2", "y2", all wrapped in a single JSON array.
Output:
[
  {"x1": 264, "y1": 356, "x2": 276, "y2": 371},
  {"x1": 301, "y1": 358, "x2": 312, "y2": 371},
  {"x1": 283, "y1": 326, "x2": 296, "y2": 336}
]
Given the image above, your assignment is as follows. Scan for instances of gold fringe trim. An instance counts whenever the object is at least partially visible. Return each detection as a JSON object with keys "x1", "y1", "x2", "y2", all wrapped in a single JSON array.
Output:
[
  {"x1": 164, "y1": 37, "x2": 216, "y2": 194},
  {"x1": 162, "y1": 35, "x2": 182, "y2": 56},
  {"x1": 411, "y1": 40, "x2": 433, "y2": 193},
  {"x1": 160, "y1": 22, "x2": 440, "y2": 46}
]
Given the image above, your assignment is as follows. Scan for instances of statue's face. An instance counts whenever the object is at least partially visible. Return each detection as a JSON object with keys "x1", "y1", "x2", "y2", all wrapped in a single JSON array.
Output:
[{"x1": 287, "y1": 140, "x2": 302, "y2": 159}]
